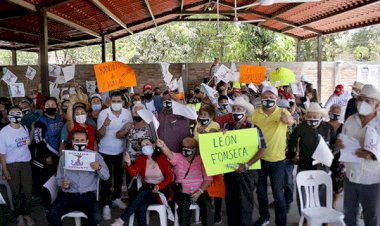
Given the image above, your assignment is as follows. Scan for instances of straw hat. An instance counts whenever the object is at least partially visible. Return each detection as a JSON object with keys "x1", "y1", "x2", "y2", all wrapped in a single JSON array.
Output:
[
  {"x1": 358, "y1": 84, "x2": 380, "y2": 102},
  {"x1": 233, "y1": 96, "x2": 255, "y2": 116},
  {"x1": 349, "y1": 81, "x2": 365, "y2": 91}
]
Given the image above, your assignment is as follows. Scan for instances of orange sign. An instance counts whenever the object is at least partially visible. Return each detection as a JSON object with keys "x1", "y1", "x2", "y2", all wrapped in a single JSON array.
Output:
[
  {"x1": 239, "y1": 65, "x2": 267, "y2": 85},
  {"x1": 94, "y1": 61, "x2": 137, "y2": 92}
]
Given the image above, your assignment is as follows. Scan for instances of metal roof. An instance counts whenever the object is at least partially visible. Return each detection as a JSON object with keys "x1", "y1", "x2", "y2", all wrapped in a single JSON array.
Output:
[{"x1": 1, "y1": 0, "x2": 379, "y2": 51}]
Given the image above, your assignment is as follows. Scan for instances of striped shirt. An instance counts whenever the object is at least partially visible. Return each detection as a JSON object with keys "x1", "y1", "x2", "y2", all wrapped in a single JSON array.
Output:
[{"x1": 169, "y1": 153, "x2": 212, "y2": 194}]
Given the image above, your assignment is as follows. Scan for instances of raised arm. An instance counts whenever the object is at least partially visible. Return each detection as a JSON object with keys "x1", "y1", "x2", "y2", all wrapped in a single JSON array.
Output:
[{"x1": 156, "y1": 139, "x2": 173, "y2": 160}]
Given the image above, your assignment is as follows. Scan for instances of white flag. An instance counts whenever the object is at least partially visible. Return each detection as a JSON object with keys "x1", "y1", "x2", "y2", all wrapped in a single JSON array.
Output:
[
  {"x1": 312, "y1": 136, "x2": 334, "y2": 167},
  {"x1": 200, "y1": 83, "x2": 219, "y2": 105},
  {"x1": 168, "y1": 79, "x2": 178, "y2": 91},
  {"x1": 159, "y1": 62, "x2": 173, "y2": 85},
  {"x1": 172, "y1": 101, "x2": 198, "y2": 120},
  {"x1": 178, "y1": 77, "x2": 184, "y2": 94},
  {"x1": 62, "y1": 65, "x2": 75, "y2": 82}
]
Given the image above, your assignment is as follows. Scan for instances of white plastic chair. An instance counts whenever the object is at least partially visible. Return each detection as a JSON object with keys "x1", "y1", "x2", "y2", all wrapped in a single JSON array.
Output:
[
  {"x1": 128, "y1": 204, "x2": 167, "y2": 226},
  {"x1": 296, "y1": 170, "x2": 345, "y2": 226},
  {"x1": 60, "y1": 177, "x2": 100, "y2": 226},
  {"x1": 174, "y1": 203, "x2": 200, "y2": 226}
]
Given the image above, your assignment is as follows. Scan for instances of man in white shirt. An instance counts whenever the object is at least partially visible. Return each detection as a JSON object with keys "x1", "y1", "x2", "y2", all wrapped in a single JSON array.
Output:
[
  {"x1": 337, "y1": 84, "x2": 380, "y2": 226},
  {"x1": 324, "y1": 84, "x2": 352, "y2": 122},
  {"x1": 97, "y1": 91, "x2": 133, "y2": 219}
]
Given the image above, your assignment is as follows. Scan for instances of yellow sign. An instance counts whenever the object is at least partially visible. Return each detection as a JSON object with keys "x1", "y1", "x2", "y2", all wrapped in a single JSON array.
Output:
[
  {"x1": 187, "y1": 103, "x2": 202, "y2": 112},
  {"x1": 94, "y1": 61, "x2": 137, "y2": 92},
  {"x1": 199, "y1": 128, "x2": 261, "y2": 176},
  {"x1": 269, "y1": 67, "x2": 296, "y2": 87},
  {"x1": 239, "y1": 65, "x2": 267, "y2": 85}
]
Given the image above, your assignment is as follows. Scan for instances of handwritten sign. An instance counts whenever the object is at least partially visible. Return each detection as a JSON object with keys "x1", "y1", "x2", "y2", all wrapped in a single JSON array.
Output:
[
  {"x1": 239, "y1": 65, "x2": 266, "y2": 85},
  {"x1": 94, "y1": 61, "x2": 137, "y2": 92},
  {"x1": 199, "y1": 128, "x2": 261, "y2": 176},
  {"x1": 64, "y1": 150, "x2": 96, "y2": 172}
]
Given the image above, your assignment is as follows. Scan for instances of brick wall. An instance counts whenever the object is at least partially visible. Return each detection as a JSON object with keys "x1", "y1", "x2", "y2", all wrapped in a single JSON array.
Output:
[{"x1": 1, "y1": 62, "x2": 379, "y2": 104}]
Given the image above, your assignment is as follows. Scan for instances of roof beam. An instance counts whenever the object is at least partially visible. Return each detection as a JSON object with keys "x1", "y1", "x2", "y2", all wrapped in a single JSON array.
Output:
[
  {"x1": 89, "y1": 0, "x2": 133, "y2": 35},
  {"x1": 257, "y1": 3, "x2": 303, "y2": 26},
  {"x1": 143, "y1": 0, "x2": 157, "y2": 27},
  {"x1": 6, "y1": 0, "x2": 101, "y2": 37},
  {"x1": 176, "y1": 18, "x2": 231, "y2": 21}
]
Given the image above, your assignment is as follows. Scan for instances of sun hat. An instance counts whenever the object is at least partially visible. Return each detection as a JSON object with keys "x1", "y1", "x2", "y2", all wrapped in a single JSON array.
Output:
[
  {"x1": 358, "y1": 84, "x2": 380, "y2": 102},
  {"x1": 232, "y1": 96, "x2": 255, "y2": 116},
  {"x1": 349, "y1": 81, "x2": 365, "y2": 91}
]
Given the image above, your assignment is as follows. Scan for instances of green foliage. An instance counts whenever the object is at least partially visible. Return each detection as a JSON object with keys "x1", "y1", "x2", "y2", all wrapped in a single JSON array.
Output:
[
  {"x1": 347, "y1": 26, "x2": 380, "y2": 61},
  {"x1": 298, "y1": 34, "x2": 343, "y2": 61}
]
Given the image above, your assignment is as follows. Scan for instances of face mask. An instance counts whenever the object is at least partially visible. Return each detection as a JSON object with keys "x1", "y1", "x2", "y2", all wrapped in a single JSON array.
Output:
[
  {"x1": 306, "y1": 119, "x2": 321, "y2": 128},
  {"x1": 194, "y1": 89, "x2": 201, "y2": 94},
  {"x1": 232, "y1": 112, "x2": 245, "y2": 122},
  {"x1": 188, "y1": 94, "x2": 194, "y2": 99},
  {"x1": 329, "y1": 113, "x2": 340, "y2": 121},
  {"x1": 163, "y1": 101, "x2": 172, "y2": 109},
  {"x1": 133, "y1": 116, "x2": 143, "y2": 123},
  {"x1": 142, "y1": 145, "x2": 154, "y2": 156},
  {"x1": 111, "y1": 102, "x2": 123, "y2": 111},
  {"x1": 219, "y1": 104, "x2": 228, "y2": 110},
  {"x1": 9, "y1": 116, "x2": 22, "y2": 123},
  {"x1": 62, "y1": 108, "x2": 68, "y2": 114},
  {"x1": 133, "y1": 101, "x2": 141, "y2": 105},
  {"x1": 63, "y1": 94, "x2": 70, "y2": 100},
  {"x1": 75, "y1": 114, "x2": 87, "y2": 124},
  {"x1": 199, "y1": 117, "x2": 210, "y2": 126},
  {"x1": 357, "y1": 101, "x2": 373, "y2": 116},
  {"x1": 262, "y1": 99, "x2": 276, "y2": 109},
  {"x1": 351, "y1": 91, "x2": 358, "y2": 98},
  {"x1": 154, "y1": 92, "x2": 161, "y2": 96},
  {"x1": 73, "y1": 143, "x2": 87, "y2": 151},
  {"x1": 45, "y1": 108, "x2": 57, "y2": 116},
  {"x1": 22, "y1": 109, "x2": 30, "y2": 116},
  {"x1": 144, "y1": 93, "x2": 153, "y2": 100},
  {"x1": 182, "y1": 148, "x2": 195, "y2": 157},
  {"x1": 92, "y1": 104, "x2": 102, "y2": 112}
]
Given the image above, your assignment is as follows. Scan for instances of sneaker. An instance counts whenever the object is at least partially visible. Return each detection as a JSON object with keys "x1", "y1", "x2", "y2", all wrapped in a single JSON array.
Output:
[
  {"x1": 112, "y1": 198, "x2": 127, "y2": 209},
  {"x1": 214, "y1": 213, "x2": 222, "y2": 224},
  {"x1": 23, "y1": 215, "x2": 35, "y2": 226},
  {"x1": 110, "y1": 218, "x2": 124, "y2": 226},
  {"x1": 253, "y1": 218, "x2": 270, "y2": 226},
  {"x1": 16, "y1": 215, "x2": 26, "y2": 226},
  {"x1": 102, "y1": 205, "x2": 111, "y2": 220}
]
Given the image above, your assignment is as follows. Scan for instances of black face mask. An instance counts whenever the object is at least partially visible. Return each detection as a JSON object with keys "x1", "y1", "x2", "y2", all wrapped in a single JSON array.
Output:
[
  {"x1": 45, "y1": 108, "x2": 57, "y2": 116},
  {"x1": 194, "y1": 89, "x2": 201, "y2": 94},
  {"x1": 232, "y1": 112, "x2": 245, "y2": 122},
  {"x1": 133, "y1": 116, "x2": 143, "y2": 123},
  {"x1": 188, "y1": 94, "x2": 194, "y2": 99},
  {"x1": 163, "y1": 101, "x2": 172, "y2": 109},
  {"x1": 306, "y1": 119, "x2": 321, "y2": 128},
  {"x1": 199, "y1": 118, "x2": 210, "y2": 126},
  {"x1": 73, "y1": 143, "x2": 87, "y2": 151},
  {"x1": 9, "y1": 116, "x2": 22, "y2": 123},
  {"x1": 144, "y1": 93, "x2": 153, "y2": 100},
  {"x1": 182, "y1": 148, "x2": 195, "y2": 157},
  {"x1": 329, "y1": 113, "x2": 340, "y2": 121},
  {"x1": 219, "y1": 104, "x2": 228, "y2": 110},
  {"x1": 262, "y1": 99, "x2": 276, "y2": 109},
  {"x1": 22, "y1": 109, "x2": 30, "y2": 116},
  {"x1": 62, "y1": 108, "x2": 68, "y2": 114}
]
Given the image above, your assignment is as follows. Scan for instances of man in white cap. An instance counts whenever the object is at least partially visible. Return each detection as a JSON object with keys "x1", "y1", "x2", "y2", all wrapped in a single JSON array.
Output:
[
  {"x1": 344, "y1": 81, "x2": 364, "y2": 120},
  {"x1": 251, "y1": 86, "x2": 294, "y2": 226},
  {"x1": 337, "y1": 84, "x2": 380, "y2": 226},
  {"x1": 223, "y1": 96, "x2": 267, "y2": 226}
]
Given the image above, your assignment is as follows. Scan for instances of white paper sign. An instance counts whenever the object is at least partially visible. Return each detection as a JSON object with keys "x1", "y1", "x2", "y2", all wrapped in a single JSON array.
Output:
[
  {"x1": 168, "y1": 79, "x2": 178, "y2": 91},
  {"x1": 49, "y1": 65, "x2": 61, "y2": 77},
  {"x1": 43, "y1": 176, "x2": 58, "y2": 204},
  {"x1": 55, "y1": 75, "x2": 66, "y2": 85},
  {"x1": 138, "y1": 109, "x2": 160, "y2": 134},
  {"x1": 214, "y1": 64, "x2": 234, "y2": 83},
  {"x1": 172, "y1": 101, "x2": 198, "y2": 120},
  {"x1": 86, "y1": 81, "x2": 97, "y2": 95},
  {"x1": 62, "y1": 65, "x2": 75, "y2": 82},
  {"x1": 290, "y1": 82, "x2": 305, "y2": 97},
  {"x1": 338, "y1": 134, "x2": 362, "y2": 163},
  {"x1": 2, "y1": 69, "x2": 18, "y2": 85},
  {"x1": 200, "y1": 83, "x2": 219, "y2": 105},
  {"x1": 49, "y1": 82, "x2": 60, "y2": 98},
  {"x1": 312, "y1": 136, "x2": 334, "y2": 167},
  {"x1": 25, "y1": 66, "x2": 36, "y2": 80},
  {"x1": 159, "y1": 62, "x2": 173, "y2": 85},
  {"x1": 64, "y1": 150, "x2": 96, "y2": 172},
  {"x1": 10, "y1": 83, "x2": 25, "y2": 97}
]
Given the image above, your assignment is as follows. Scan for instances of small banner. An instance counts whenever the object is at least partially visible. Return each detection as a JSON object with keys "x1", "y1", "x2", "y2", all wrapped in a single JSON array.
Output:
[
  {"x1": 64, "y1": 150, "x2": 96, "y2": 172},
  {"x1": 239, "y1": 65, "x2": 267, "y2": 85},
  {"x1": 94, "y1": 61, "x2": 137, "y2": 92},
  {"x1": 199, "y1": 128, "x2": 261, "y2": 176}
]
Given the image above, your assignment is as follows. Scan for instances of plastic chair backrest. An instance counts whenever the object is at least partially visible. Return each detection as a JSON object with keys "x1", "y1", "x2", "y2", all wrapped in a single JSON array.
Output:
[{"x1": 296, "y1": 170, "x2": 332, "y2": 210}]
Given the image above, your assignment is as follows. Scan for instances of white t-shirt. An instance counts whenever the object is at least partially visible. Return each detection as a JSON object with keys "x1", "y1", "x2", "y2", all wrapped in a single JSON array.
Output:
[
  {"x1": 97, "y1": 107, "x2": 133, "y2": 155},
  {"x1": 324, "y1": 91, "x2": 352, "y2": 122},
  {"x1": 144, "y1": 100, "x2": 156, "y2": 114},
  {"x1": 0, "y1": 125, "x2": 31, "y2": 164}
]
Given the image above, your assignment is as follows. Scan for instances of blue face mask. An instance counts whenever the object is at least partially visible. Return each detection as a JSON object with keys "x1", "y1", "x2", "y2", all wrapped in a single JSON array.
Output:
[
  {"x1": 142, "y1": 145, "x2": 154, "y2": 156},
  {"x1": 92, "y1": 103, "x2": 102, "y2": 112}
]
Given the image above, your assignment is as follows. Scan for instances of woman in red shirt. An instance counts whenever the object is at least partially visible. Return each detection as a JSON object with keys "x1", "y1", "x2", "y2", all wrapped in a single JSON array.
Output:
[
  {"x1": 67, "y1": 102, "x2": 97, "y2": 151},
  {"x1": 110, "y1": 137, "x2": 173, "y2": 226}
]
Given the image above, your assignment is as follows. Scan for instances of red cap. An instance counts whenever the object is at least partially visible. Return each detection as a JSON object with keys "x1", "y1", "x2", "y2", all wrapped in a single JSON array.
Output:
[
  {"x1": 142, "y1": 84, "x2": 153, "y2": 93},
  {"x1": 231, "y1": 88, "x2": 241, "y2": 95},
  {"x1": 334, "y1": 84, "x2": 344, "y2": 95}
]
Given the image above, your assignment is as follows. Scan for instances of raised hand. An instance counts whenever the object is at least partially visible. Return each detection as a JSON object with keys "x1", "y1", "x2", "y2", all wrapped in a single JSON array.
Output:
[
  {"x1": 62, "y1": 177, "x2": 70, "y2": 189},
  {"x1": 103, "y1": 113, "x2": 111, "y2": 127}
]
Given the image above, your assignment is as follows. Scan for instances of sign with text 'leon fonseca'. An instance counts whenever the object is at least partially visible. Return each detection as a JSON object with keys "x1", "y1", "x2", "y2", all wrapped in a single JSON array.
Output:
[{"x1": 199, "y1": 128, "x2": 261, "y2": 176}]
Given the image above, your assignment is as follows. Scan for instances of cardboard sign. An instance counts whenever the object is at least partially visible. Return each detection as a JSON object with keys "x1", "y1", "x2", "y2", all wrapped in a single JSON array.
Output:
[
  {"x1": 239, "y1": 65, "x2": 266, "y2": 85},
  {"x1": 199, "y1": 128, "x2": 261, "y2": 176},
  {"x1": 64, "y1": 150, "x2": 96, "y2": 172},
  {"x1": 94, "y1": 61, "x2": 137, "y2": 92}
]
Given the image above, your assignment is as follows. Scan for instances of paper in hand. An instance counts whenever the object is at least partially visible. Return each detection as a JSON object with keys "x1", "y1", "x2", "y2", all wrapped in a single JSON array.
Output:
[
  {"x1": 172, "y1": 101, "x2": 198, "y2": 120},
  {"x1": 10, "y1": 83, "x2": 25, "y2": 97},
  {"x1": 49, "y1": 65, "x2": 61, "y2": 77},
  {"x1": 25, "y1": 66, "x2": 36, "y2": 80},
  {"x1": 62, "y1": 65, "x2": 75, "y2": 82},
  {"x1": 1, "y1": 69, "x2": 18, "y2": 85},
  {"x1": 338, "y1": 134, "x2": 362, "y2": 163},
  {"x1": 312, "y1": 135, "x2": 334, "y2": 167}
]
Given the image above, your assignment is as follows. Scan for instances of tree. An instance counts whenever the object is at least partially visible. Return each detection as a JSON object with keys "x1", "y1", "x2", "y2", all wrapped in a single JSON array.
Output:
[
  {"x1": 298, "y1": 33, "x2": 343, "y2": 61},
  {"x1": 347, "y1": 25, "x2": 380, "y2": 61}
]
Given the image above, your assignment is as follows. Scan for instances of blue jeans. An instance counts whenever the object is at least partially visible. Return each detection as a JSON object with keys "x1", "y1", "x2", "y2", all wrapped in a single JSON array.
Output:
[
  {"x1": 46, "y1": 191, "x2": 101, "y2": 226},
  {"x1": 256, "y1": 160, "x2": 287, "y2": 226},
  {"x1": 120, "y1": 187, "x2": 156, "y2": 226},
  {"x1": 284, "y1": 160, "x2": 294, "y2": 210}
]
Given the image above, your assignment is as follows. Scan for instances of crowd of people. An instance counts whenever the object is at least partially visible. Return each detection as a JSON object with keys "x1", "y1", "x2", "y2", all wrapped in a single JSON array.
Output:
[{"x1": 0, "y1": 66, "x2": 380, "y2": 226}]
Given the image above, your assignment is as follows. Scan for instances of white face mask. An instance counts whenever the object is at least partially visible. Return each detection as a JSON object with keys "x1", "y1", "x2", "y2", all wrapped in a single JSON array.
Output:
[
  {"x1": 111, "y1": 103, "x2": 123, "y2": 111},
  {"x1": 63, "y1": 94, "x2": 70, "y2": 100},
  {"x1": 357, "y1": 101, "x2": 373, "y2": 116},
  {"x1": 75, "y1": 114, "x2": 87, "y2": 124}
]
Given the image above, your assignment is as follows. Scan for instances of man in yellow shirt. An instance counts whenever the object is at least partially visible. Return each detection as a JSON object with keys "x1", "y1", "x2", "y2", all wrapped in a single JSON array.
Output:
[{"x1": 251, "y1": 85, "x2": 294, "y2": 226}]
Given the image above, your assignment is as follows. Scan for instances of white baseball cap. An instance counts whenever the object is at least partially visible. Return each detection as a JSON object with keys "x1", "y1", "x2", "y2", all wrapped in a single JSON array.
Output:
[{"x1": 262, "y1": 85, "x2": 278, "y2": 96}]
